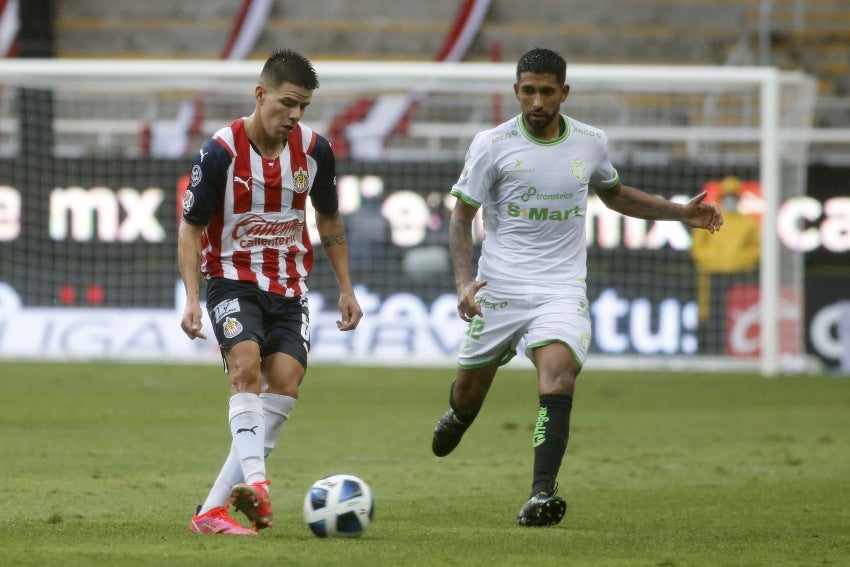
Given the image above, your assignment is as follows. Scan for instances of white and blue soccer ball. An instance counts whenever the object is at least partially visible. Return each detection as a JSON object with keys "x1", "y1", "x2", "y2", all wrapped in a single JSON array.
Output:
[{"x1": 303, "y1": 473, "x2": 375, "y2": 538}]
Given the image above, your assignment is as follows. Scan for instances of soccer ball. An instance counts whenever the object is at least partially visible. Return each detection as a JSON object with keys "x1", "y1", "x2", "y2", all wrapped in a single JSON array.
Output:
[{"x1": 303, "y1": 473, "x2": 375, "y2": 538}]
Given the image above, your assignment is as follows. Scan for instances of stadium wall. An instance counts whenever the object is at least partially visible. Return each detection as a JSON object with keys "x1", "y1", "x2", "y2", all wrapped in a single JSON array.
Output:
[{"x1": 0, "y1": 158, "x2": 847, "y2": 369}]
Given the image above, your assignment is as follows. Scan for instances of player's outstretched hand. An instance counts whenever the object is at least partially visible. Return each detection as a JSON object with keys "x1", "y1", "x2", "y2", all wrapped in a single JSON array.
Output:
[
  {"x1": 457, "y1": 279, "x2": 488, "y2": 322},
  {"x1": 336, "y1": 292, "x2": 363, "y2": 331},
  {"x1": 683, "y1": 190, "x2": 724, "y2": 233}
]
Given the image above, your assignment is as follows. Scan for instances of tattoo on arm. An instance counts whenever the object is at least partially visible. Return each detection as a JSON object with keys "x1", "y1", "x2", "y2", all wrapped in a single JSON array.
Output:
[
  {"x1": 321, "y1": 232, "x2": 346, "y2": 248},
  {"x1": 448, "y1": 217, "x2": 475, "y2": 283},
  {"x1": 316, "y1": 211, "x2": 348, "y2": 248}
]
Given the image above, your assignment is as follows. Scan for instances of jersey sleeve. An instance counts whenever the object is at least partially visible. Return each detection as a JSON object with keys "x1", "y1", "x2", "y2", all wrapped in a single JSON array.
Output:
[
  {"x1": 308, "y1": 135, "x2": 339, "y2": 215},
  {"x1": 589, "y1": 130, "x2": 620, "y2": 191},
  {"x1": 450, "y1": 132, "x2": 495, "y2": 208},
  {"x1": 182, "y1": 138, "x2": 232, "y2": 226}
]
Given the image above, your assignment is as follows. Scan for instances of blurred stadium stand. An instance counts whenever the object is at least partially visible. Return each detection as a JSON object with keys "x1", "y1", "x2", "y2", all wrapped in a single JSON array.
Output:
[{"x1": 53, "y1": 0, "x2": 850, "y2": 134}]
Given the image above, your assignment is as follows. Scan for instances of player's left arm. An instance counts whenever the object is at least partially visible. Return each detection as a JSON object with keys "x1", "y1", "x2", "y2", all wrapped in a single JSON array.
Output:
[
  {"x1": 597, "y1": 182, "x2": 724, "y2": 233},
  {"x1": 310, "y1": 136, "x2": 362, "y2": 331},
  {"x1": 315, "y1": 210, "x2": 363, "y2": 331}
]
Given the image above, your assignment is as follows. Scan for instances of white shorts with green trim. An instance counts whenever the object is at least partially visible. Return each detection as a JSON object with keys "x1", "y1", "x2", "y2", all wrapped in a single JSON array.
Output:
[{"x1": 457, "y1": 288, "x2": 592, "y2": 369}]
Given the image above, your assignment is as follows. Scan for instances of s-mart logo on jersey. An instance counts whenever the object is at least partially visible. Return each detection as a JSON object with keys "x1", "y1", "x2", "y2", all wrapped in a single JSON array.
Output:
[{"x1": 507, "y1": 203, "x2": 582, "y2": 221}]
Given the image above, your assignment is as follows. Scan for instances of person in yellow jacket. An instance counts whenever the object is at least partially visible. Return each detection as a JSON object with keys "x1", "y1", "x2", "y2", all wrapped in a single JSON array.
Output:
[{"x1": 690, "y1": 175, "x2": 760, "y2": 353}]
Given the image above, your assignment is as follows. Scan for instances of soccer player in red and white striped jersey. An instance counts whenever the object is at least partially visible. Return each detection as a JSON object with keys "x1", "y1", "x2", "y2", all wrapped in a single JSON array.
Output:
[{"x1": 178, "y1": 49, "x2": 363, "y2": 534}]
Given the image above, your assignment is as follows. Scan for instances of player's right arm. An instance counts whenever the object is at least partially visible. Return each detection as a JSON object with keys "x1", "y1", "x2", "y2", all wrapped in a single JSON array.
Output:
[
  {"x1": 449, "y1": 197, "x2": 486, "y2": 322},
  {"x1": 176, "y1": 138, "x2": 229, "y2": 340},
  {"x1": 178, "y1": 221, "x2": 207, "y2": 340},
  {"x1": 449, "y1": 131, "x2": 493, "y2": 322}
]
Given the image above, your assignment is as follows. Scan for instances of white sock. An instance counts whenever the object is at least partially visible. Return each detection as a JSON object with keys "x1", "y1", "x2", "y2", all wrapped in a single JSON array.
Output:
[
  {"x1": 260, "y1": 393, "x2": 296, "y2": 456},
  {"x1": 198, "y1": 393, "x2": 296, "y2": 514},
  {"x1": 229, "y1": 392, "x2": 266, "y2": 486},
  {"x1": 199, "y1": 448, "x2": 240, "y2": 515}
]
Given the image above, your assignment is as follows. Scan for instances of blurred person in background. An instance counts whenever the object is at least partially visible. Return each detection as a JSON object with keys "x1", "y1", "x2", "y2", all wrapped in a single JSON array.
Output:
[
  {"x1": 178, "y1": 49, "x2": 362, "y2": 535},
  {"x1": 691, "y1": 175, "x2": 760, "y2": 353}
]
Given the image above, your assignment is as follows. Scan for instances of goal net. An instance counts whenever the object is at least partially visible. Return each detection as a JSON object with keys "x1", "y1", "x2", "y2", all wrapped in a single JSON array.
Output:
[{"x1": 0, "y1": 59, "x2": 817, "y2": 373}]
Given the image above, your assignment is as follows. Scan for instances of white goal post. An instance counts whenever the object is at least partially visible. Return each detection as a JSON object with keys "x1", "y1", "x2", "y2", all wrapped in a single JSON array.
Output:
[{"x1": 0, "y1": 59, "x2": 817, "y2": 375}]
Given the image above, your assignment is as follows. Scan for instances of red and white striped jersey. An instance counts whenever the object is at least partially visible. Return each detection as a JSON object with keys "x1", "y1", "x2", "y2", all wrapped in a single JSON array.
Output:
[{"x1": 182, "y1": 117, "x2": 338, "y2": 297}]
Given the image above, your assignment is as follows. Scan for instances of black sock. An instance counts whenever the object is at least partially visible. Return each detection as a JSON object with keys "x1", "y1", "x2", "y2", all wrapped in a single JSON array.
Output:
[
  {"x1": 448, "y1": 379, "x2": 481, "y2": 425},
  {"x1": 531, "y1": 394, "x2": 572, "y2": 496}
]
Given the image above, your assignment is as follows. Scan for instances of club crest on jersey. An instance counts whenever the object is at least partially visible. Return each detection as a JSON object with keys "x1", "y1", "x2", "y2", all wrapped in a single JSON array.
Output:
[
  {"x1": 222, "y1": 317, "x2": 243, "y2": 339},
  {"x1": 292, "y1": 167, "x2": 309, "y2": 193},
  {"x1": 182, "y1": 189, "x2": 195, "y2": 212},
  {"x1": 569, "y1": 158, "x2": 588, "y2": 182}
]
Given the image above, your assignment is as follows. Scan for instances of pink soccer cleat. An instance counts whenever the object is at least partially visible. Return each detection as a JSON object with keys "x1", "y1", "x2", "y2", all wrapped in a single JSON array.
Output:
[
  {"x1": 189, "y1": 505, "x2": 256, "y2": 535},
  {"x1": 230, "y1": 480, "x2": 274, "y2": 530}
]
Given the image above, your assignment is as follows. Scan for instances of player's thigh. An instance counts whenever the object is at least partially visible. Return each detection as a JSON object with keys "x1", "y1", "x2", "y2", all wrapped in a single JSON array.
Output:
[
  {"x1": 262, "y1": 296, "x2": 310, "y2": 370},
  {"x1": 223, "y1": 340, "x2": 264, "y2": 391},
  {"x1": 524, "y1": 295, "x2": 591, "y2": 369},
  {"x1": 207, "y1": 290, "x2": 265, "y2": 384},
  {"x1": 262, "y1": 352, "x2": 306, "y2": 397},
  {"x1": 206, "y1": 285, "x2": 266, "y2": 351}
]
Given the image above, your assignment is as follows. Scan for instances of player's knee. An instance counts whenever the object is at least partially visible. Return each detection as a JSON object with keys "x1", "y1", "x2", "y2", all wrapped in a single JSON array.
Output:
[
  {"x1": 538, "y1": 368, "x2": 577, "y2": 396},
  {"x1": 265, "y1": 375, "x2": 301, "y2": 398},
  {"x1": 227, "y1": 357, "x2": 263, "y2": 392},
  {"x1": 263, "y1": 353, "x2": 305, "y2": 397},
  {"x1": 451, "y1": 381, "x2": 486, "y2": 410}
]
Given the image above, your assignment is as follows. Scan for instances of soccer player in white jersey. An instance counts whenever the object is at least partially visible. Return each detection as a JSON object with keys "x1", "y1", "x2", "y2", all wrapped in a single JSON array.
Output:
[
  {"x1": 178, "y1": 49, "x2": 363, "y2": 535},
  {"x1": 431, "y1": 47, "x2": 724, "y2": 527}
]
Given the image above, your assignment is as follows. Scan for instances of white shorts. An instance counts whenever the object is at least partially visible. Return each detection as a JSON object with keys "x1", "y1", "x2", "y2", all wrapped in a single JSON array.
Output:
[{"x1": 457, "y1": 288, "x2": 592, "y2": 369}]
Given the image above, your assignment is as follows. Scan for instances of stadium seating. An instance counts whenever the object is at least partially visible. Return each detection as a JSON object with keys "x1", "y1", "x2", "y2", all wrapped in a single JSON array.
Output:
[{"x1": 54, "y1": 0, "x2": 850, "y2": 105}]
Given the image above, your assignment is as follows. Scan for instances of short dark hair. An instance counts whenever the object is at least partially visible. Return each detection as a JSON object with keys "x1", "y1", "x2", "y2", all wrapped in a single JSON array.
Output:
[
  {"x1": 260, "y1": 49, "x2": 319, "y2": 90},
  {"x1": 516, "y1": 48, "x2": 566, "y2": 84}
]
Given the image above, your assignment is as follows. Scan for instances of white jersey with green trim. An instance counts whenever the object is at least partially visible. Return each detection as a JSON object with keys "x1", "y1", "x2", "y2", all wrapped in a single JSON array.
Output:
[{"x1": 451, "y1": 114, "x2": 620, "y2": 294}]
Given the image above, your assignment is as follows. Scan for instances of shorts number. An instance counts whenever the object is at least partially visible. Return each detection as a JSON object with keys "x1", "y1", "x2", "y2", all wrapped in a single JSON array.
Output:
[
  {"x1": 300, "y1": 312, "x2": 310, "y2": 342},
  {"x1": 465, "y1": 318, "x2": 484, "y2": 340}
]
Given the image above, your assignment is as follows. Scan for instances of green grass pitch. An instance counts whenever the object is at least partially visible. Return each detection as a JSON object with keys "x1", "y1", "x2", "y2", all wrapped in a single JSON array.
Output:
[{"x1": 1, "y1": 362, "x2": 848, "y2": 566}]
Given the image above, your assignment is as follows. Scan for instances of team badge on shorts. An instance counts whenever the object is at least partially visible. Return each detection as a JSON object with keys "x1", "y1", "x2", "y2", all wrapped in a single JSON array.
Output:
[
  {"x1": 581, "y1": 331, "x2": 591, "y2": 352},
  {"x1": 222, "y1": 317, "x2": 243, "y2": 339}
]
